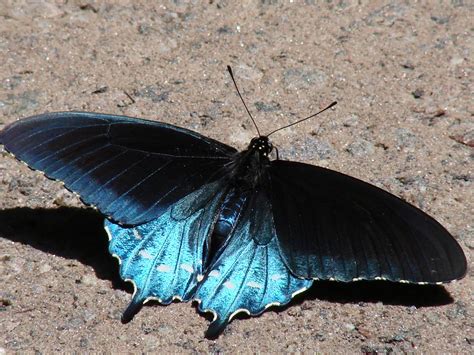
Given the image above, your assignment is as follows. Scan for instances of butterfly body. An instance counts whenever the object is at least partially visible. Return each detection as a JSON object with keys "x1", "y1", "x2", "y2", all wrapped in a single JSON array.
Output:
[
  {"x1": 208, "y1": 188, "x2": 249, "y2": 264},
  {"x1": 0, "y1": 110, "x2": 467, "y2": 337}
]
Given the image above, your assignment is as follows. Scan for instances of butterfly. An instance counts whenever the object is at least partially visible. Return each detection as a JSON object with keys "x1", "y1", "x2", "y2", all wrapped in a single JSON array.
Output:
[{"x1": 0, "y1": 67, "x2": 467, "y2": 337}]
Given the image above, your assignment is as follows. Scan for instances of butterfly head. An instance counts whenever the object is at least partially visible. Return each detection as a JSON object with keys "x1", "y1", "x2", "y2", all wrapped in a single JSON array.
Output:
[{"x1": 249, "y1": 136, "x2": 273, "y2": 157}]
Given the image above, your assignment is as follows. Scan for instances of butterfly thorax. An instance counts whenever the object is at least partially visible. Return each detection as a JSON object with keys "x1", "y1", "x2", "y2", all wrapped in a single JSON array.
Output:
[{"x1": 227, "y1": 136, "x2": 272, "y2": 190}]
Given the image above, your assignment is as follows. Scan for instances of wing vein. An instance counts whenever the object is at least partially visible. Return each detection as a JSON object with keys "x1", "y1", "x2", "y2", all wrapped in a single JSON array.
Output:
[
  {"x1": 13, "y1": 123, "x2": 110, "y2": 150},
  {"x1": 33, "y1": 134, "x2": 108, "y2": 167},
  {"x1": 68, "y1": 148, "x2": 128, "y2": 186}
]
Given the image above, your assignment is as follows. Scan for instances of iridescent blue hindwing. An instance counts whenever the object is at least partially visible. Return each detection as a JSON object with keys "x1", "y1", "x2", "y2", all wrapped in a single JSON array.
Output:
[
  {"x1": 105, "y1": 181, "x2": 226, "y2": 321},
  {"x1": 106, "y1": 184, "x2": 312, "y2": 336},
  {"x1": 195, "y1": 192, "x2": 313, "y2": 337}
]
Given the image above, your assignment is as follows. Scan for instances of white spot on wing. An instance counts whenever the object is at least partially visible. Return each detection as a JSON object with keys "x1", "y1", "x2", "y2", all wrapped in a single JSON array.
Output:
[
  {"x1": 229, "y1": 308, "x2": 251, "y2": 321},
  {"x1": 197, "y1": 274, "x2": 204, "y2": 282},
  {"x1": 144, "y1": 296, "x2": 161, "y2": 304},
  {"x1": 265, "y1": 302, "x2": 281, "y2": 309},
  {"x1": 138, "y1": 250, "x2": 152, "y2": 259},
  {"x1": 291, "y1": 287, "x2": 308, "y2": 298},
  {"x1": 209, "y1": 270, "x2": 220, "y2": 278},
  {"x1": 270, "y1": 274, "x2": 284, "y2": 281},
  {"x1": 223, "y1": 281, "x2": 235, "y2": 289},
  {"x1": 133, "y1": 229, "x2": 142, "y2": 240},
  {"x1": 246, "y1": 281, "x2": 263, "y2": 289},
  {"x1": 157, "y1": 264, "x2": 171, "y2": 272},
  {"x1": 180, "y1": 264, "x2": 194, "y2": 273},
  {"x1": 104, "y1": 226, "x2": 112, "y2": 241}
]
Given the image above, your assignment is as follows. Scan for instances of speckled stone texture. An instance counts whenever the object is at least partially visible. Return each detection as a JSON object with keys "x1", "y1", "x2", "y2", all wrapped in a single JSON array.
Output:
[{"x1": 0, "y1": 1, "x2": 472, "y2": 353}]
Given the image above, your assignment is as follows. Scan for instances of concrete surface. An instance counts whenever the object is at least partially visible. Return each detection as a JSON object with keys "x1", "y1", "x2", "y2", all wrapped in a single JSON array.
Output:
[{"x1": 0, "y1": 1, "x2": 472, "y2": 353}]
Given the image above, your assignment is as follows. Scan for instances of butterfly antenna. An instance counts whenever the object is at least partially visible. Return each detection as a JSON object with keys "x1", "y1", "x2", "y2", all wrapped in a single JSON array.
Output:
[
  {"x1": 227, "y1": 65, "x2": 261, "y2": 136},
  {"x1": 267, "y1": 101, "x2": 337, "y2": 137}
]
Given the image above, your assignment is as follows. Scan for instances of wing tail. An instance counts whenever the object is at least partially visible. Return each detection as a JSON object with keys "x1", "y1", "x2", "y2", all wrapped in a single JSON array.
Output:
[
  {"x1": 195, "y1": 191, "x2": 312, "y2": 337},
  {"x1": 105, "y1": 181, "x2": 226, "y2": 322}
]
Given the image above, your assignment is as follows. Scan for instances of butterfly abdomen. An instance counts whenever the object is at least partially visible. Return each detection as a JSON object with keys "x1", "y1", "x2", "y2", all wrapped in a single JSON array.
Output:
[{"x1": 205, "y1": 188, "x2": 250, "y2": 266}]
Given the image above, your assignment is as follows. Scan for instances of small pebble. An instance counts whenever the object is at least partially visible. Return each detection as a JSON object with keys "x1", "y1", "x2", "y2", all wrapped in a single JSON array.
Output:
[
  {"x1": 345, "y1": 139, "x2": 375, "y2": 157},
  {"x1": 9, "y1": 91, "x2": 39, "y2": 114},
  {"x1": 283, "y1": 67, "x2": 327, "y2": 90},
  {"x1": 217, "y1": 25, "x2": 233, "y2": 34},
  {"x1": 65, "y1": 316, "x2": 85, "y2": 329},
  {"x1": 412, "y1": 89, "x2": 424, "y2": 99},
  {"x1": 396, "y1": 128, "x2": 418, "y2": 150},
  {"x1": 137, "y1": 23, "x2": 152, "y2": 35},
  {"x1": 464, "y1": 239, "x2": 474, "y2": 250},
  {"x1": 314, "y1": 332, "x2": 326, "y2": 341},
  {"x1": 157, "y1": 324, "x2": 172, "y2": 335},
  {"x1": 450, "y1": 131, "x2": 474, "y2": 147},
  {"x1": 446, "y1": 301, "x2": 467, "y2": 320},
  {"x1": 450, "y1": 56, "x2": 464, "y2": 66},
  {"x1": 79, "y1": 337, "x2": 89, "y2": 348},
  {"x1": 342, "y1": 114, "x2": 360, "y2": 127},
  {"x1": 344, "y1": 323, "x2": 356, "y2": 331},
  {"x1": 287, "y1": 137, "x2": 335, "y2": 160},
  {"x1": 91, "y1": 86, "x2": 108, "y2": 94},
  {"x1": 234, "y1": 64, "x2": 263, "y2": 81},
  {"x1": 79, "y1": 274, "x2": 98, "y2": 286},
  {"x1": 401, "y1": 62, "x2": 415, "y2": 70},
  {"x1": 108, "y1": 308, "x2": 122, "y2": 320},
  {"x1": 287, "y1": 305, "x2": 302, "y2": 317},
  {"x1": 135, "y1": 85, "x2": 169, "y2": 103},
  {"x1": 254, "y1": 101, "x2": 281, "y2": 112},
  {"x1": 38, "y1": 263, "x2": 52, "y2": 274},
  {"x1": 424, "y1": 312, "x2": 441, "y2": 326},
  {"x1": 431, "y1": 16, "x2": 449, "y2": 24},
  {"x1": 144, "y1": 335, "x2": 161, "y2": 351}
]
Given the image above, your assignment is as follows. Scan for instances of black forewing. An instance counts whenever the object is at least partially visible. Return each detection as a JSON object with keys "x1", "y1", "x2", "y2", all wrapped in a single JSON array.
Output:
[
  {"x1": 0, "y1": 112, "x2": 237, "y2": 225},
  {"x1": 268, "y1": 160, "x2": 467, "y2": 284}
]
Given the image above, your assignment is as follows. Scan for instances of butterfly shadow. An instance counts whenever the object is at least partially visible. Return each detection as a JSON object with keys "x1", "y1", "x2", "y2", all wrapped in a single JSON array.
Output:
[
  {"x1": 216, "y1": 278, "x2": 455, "y2": 337},
  {"x1": 0, "y1": 207, "x2": 455, "y2": 322},
  {"x1": 305, "y1": 278, "x2": 454, "y2": 307},
  {"x1": 217, "y1": 280, "x2": 455, "y2": 337},
  {"x1": 0, "y1": 206, "x2": 130, "y2": 292}
]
